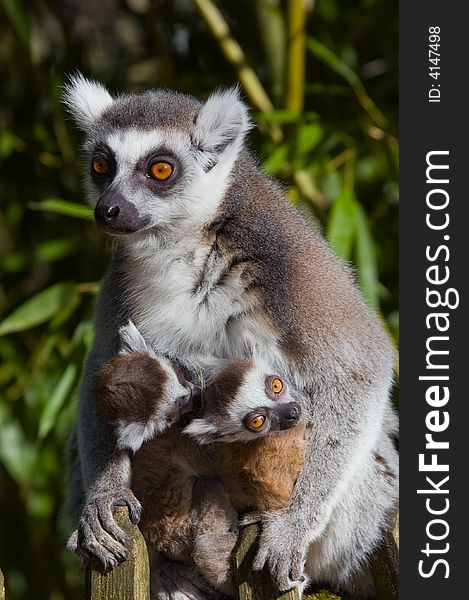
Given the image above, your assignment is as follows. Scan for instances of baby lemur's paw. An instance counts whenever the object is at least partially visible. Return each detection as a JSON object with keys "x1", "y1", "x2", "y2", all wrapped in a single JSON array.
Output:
[
  {"x1": 248, "y1": 511, "x2": 308, "y2": 592},
  {"x1": 68, "y1": 489, "x2": 142, "y2": 572}
]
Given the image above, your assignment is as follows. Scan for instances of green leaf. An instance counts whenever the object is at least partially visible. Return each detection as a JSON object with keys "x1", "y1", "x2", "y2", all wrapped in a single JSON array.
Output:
[
  {"x1": 50, "y1": 289, "x2": 81, "y2": 329},
  {"x1": 355, "y1": 204, "x2": 379, "y2": 310},
  {"x1": 1, "y1": 250, "x2": 29, "y2": 273},
  {"x1": 0, "y1": 282, "x2": 76, "y2": 336},
  {"x1": 35, "y1": 239, "x2": 76, "y2": 263},
  {"x1": 0, "y1": 405, "x2": 35, "y2": 483},
  {"x1": 327, "y1": 188, "x2": 357, "y2": 260},
  {"x1": 294, "y1": 124, "x2": 323, "y2": 158},
  {"x1": 29, "y1": 198, "x2": 93, "y2": 220},
  {"x1": 38, "y1": 364, "x2": 77, "y2": 440},
  {"x1": 307, "y1": 37, "x2": 360, "y2": 87}
]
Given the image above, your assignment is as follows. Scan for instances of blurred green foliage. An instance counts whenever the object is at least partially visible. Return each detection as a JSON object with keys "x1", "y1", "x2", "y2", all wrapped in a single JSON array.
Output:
[{"x1": 0, "y1": 1, "x2": 398, "y2": 598}]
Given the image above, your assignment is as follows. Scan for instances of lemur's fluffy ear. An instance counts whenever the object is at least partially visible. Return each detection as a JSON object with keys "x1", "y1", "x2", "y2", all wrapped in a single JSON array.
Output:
[
  {"x1": 192, "y1": 87, "x2": 251, "y2": 170},
  {"x1": 119, "y1": 320, "x2": 155, "y2": 356},
  {"x1": 62, "y1": 72, "x2": 113, "y2": 130}
]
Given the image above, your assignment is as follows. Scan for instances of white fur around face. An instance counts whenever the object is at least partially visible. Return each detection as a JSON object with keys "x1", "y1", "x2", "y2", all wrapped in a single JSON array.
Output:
[
  {"x1": 82, "y1": 124, "x2": 244, "y2": 237},
  {"x1": 62, "y1": 73, "x2": 114, "y2": 130}
]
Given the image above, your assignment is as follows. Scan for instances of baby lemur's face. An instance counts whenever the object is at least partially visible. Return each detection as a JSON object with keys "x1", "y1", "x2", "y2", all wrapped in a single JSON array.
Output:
[{"x1": 184, "y1": 359, "x2": 302, "y2": 444}]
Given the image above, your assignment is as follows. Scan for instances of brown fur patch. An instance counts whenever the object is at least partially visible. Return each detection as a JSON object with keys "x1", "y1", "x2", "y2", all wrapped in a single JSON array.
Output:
[
  {"x1": 129, "y1": 418, "x2": 307, "y2": 564},
  {"x1": 96, "y1": 353, "x2": 168, "y2": 425},
  {"x1": 130, "y1": 426, "x2": 223, "y2": 561},
  {"x1": 218, "y1": 421, "x2": 308, "y2": 512}
]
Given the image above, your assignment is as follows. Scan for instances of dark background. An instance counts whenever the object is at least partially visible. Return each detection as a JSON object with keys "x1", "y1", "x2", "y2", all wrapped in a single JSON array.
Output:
[{"x1": 0, "y1": 1, "x2": 398, "y2": 598}]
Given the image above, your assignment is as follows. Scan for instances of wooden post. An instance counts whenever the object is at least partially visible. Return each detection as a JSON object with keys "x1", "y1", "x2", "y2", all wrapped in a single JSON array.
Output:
[
  {"x1": 0, "y1": 569, "x2": 5, "y2": 600},
  {"x1": 233, "y1": 524, "x2": 300, "y2": 600},
  {"x1": 370, "y1": 512, "x2": 399, "y2": 600},
  {"x1": 85, "y1": 507, "x2": 150, "y2": 600}
]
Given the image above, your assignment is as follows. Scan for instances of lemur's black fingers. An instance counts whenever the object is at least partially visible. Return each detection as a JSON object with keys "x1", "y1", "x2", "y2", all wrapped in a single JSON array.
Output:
[
  {"x1": 97, "y1": 503, "x2": 128, "y2": 547},
  {"x1": 77, "y1": 520, "x2": 120, "y2": 572},
  {"x1": 78, "y1": 522, "x2": 128, "y2": 572},
  {"x1": 113, "y1": 489, "x2": 142, "y2": 524},
  {"x1": 78, "y1": 501, "x2": 130, "y2": 567},
  {"x1": 89, "y1": 506, "x2": 129, "y2": 561}
]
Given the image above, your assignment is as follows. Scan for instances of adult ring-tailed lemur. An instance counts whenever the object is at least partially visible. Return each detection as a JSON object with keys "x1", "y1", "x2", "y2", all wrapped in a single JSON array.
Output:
[{"x1": 63, "y1": 74, "x2": 398, "y2": 596}]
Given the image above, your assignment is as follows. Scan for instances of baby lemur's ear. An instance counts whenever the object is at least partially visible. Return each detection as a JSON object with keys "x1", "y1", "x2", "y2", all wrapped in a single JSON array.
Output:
[
  {"x1": 62, "y1": 72, "x2": 114, "y2": 130},
  {"x1": 119, "y1": 320, "x2": 155, "y2": 356},
  {"x1": 191, "y1": 87, "x2": 252, "y2": 170}
]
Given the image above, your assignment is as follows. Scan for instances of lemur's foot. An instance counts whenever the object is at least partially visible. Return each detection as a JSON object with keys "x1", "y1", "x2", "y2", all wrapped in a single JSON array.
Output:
[{"x1": 67, "y1": 489, "x2": 142, "y2": 572}]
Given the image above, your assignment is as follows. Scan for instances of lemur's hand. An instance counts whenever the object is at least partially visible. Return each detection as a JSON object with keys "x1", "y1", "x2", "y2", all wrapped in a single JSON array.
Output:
[
  {"x1": 67, "y1": 489, "x2": 142, "y2": 572},
  {"x1": 241, "y1": 510, "x2": 310, "y2": 592}
]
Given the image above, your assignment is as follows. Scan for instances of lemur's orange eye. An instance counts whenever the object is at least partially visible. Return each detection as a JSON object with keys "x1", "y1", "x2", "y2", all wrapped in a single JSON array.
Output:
[
  {"x1": 249, "y1": 415, "x2": 266, "y2": 430},
  {"x1": 92, "y1": 156, "x2": 110, "y2": 175},
  {"x1": 271, "y1": 378, "x2": 283, "y2": 394},
  {"x1": 150, "y1": 161, "x2": 173, "y2": 181}
]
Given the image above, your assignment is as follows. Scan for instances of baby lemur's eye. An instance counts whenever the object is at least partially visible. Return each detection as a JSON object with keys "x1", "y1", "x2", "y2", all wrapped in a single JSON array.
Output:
[
  {"x1": 245, "y1": 413, "x2": 267, "y2": 432},
  {"x1": 149, "y1": 161, "x2": 173, "y2": 181},
  {"x1": 271, "y1": 378, "x2": 283, "y2": 394},
  {"x1": 92, "y1": 156, "x2": 111, "y2": 175}
]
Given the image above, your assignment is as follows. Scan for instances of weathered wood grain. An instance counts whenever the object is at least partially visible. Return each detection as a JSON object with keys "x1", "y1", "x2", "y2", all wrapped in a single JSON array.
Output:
[
  {"x1": 85, "y1": 507, "x2": 150, "y2": 600},
  {"x1": 370, "y1": 512, "x2": 399, "y2": 600},
  {"x1": 233, "y1": 524, "x2": 300, "y2": 600}
]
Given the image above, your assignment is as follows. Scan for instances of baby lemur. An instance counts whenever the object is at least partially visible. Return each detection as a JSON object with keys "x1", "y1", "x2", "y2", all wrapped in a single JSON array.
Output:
[
  {"x1": 63, "y1": 74, "x2": 398, "y2": 595},
  {"x1": 94, "y1": 322, "x2": 307, "y2": 598}
]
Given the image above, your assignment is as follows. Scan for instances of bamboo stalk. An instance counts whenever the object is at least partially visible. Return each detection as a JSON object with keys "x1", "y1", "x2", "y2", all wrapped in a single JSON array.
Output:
[
  {"x1": 285, "y1": 0, "x2": 307, "y2": 113},
  {"x1": 255, "y1": 0, "x2": 286, "y2": 105}
]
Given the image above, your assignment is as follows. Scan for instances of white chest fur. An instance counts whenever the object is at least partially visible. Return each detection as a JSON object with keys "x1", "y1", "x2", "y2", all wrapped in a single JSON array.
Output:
[{"x1": 124, "y1": 236, "x2": 280, "y2": 371}]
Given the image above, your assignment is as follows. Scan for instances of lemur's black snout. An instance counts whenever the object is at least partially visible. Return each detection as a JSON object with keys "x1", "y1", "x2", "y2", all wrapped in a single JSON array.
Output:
[
  {"x1": 94, "y1": 192, "x2": 150, "y2": 234},
  {"x1": 105, "y1": 205, "x2": 120, "y2": 220},
  {"x1": 284, "y1": 403, "x2": 300, "y2": 421},
  {"x1": 276, "y1": 401, "x2": 301, "y2": 430}
]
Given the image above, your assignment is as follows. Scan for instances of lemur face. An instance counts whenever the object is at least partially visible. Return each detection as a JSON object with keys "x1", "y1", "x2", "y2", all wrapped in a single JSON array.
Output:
[
  {"x1": 184, "y1": 359, "x2": 302, "y2": 444},
  {"x1": 96, "y1": 321, "x2": 193, "y2": 452},
  {"x1": 62, "y1": 74, "x2": 251, "y2": 236}
]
